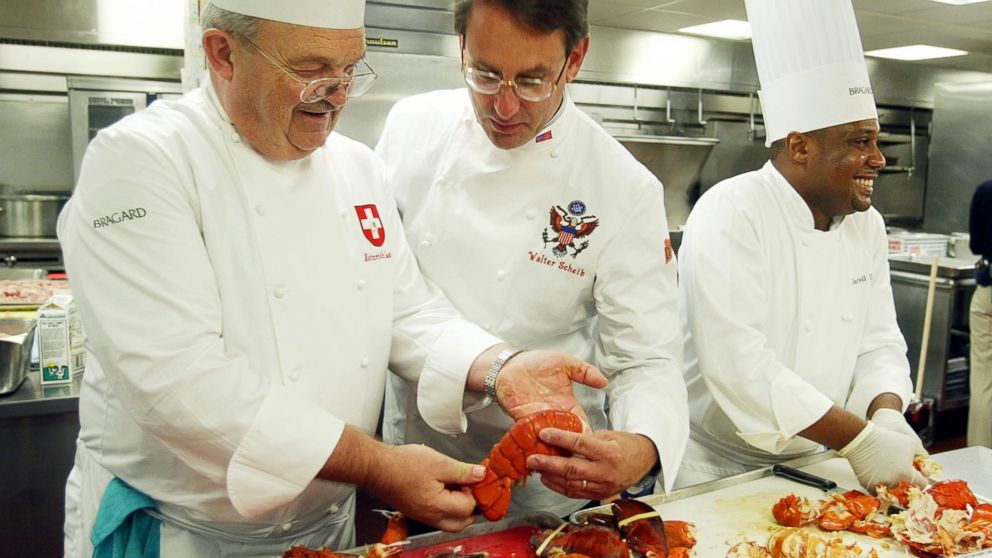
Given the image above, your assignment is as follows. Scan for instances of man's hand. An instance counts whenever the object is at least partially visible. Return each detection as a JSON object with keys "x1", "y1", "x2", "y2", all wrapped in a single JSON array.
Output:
[
  {"x1": 366, "y1": 444, "x2": 485, "y2": 532},
  {"x1": 838, "y1": 421, "x2": 928, "y2": 494},
  {"x1": 494, "y1": 350, "x2": 607, "y2": 424},
  {"x1": 524, "y1": 428, "x2": 657, "y2": 500}
]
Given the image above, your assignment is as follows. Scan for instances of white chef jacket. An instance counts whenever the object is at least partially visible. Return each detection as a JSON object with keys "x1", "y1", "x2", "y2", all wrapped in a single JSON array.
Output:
[
  {"x1": 58, "y1": 80, "x2": 499, "y2": 555},
  {"x1": 375, "y1": 88, "x2": 688, "y2": 517},
  {"x1": 679, "y1": 160, "x2": 913, "y2": 465}
]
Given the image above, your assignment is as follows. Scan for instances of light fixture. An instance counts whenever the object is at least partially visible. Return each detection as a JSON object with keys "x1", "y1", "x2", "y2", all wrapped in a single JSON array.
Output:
[
  {"x1": 865, "y1": 45, "x2": 968, "y2": 61},
  {"x1": 678, "y1": 19, "x2": 752, "y2": 40},
  {"x1": 927, "y1": 0, "x2": 991, "y2": 5}
]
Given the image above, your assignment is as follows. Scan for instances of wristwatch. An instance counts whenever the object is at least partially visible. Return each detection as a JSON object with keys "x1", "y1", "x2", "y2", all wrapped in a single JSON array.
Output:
[
  {"x1": 484, "y1": 348, "x2": 523, "y2": 399},
  {"x1": 623, "y1": 460, "x2": 661, "y2": 498}
]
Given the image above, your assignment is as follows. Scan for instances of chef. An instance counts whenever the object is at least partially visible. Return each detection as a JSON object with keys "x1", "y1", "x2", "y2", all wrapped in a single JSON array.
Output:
[
  {"x1": 375, "y1": 0, "x2": 688, "y2": 518},
  {"x1": 676, "y1": 0, "x2": 929, "y2": 492},
  {"x1": 58, "y1": 1, "x2": 608, "y2": 556}
]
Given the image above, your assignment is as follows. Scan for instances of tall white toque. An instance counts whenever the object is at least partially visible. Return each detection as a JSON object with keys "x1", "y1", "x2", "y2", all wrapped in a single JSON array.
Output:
[
  {"x1": 210, "y1": 0, "x2": 366, "y2": 29},
  {"x1": 744, "y1": 0, "x2": 877, "y2": 147}
]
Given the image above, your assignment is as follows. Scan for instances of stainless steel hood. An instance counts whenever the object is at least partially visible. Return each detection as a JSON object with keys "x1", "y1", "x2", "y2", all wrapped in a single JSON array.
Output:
[{"x1": 614, "y1": 135, "x2": 719, "y2": 229}]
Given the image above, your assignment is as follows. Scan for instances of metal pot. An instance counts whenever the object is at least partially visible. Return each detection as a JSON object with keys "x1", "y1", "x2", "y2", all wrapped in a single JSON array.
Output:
[{"x1": 0, "y1": 193, "x2": 70, "y2": 238}]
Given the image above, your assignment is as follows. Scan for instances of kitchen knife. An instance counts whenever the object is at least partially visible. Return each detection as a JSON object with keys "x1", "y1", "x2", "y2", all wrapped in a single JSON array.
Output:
[
  {"x1": 772, "y1": 464, "x2": 848, "y2": 496},
  {"x1": 772, "y1": 464, "x2": 907, "y2": 513}
]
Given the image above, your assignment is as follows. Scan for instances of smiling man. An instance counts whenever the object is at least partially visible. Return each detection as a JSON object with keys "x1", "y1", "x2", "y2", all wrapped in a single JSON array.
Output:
[
  {"x1": 58, "y1": 0, "x2": 609, "y2": 555},
  {"x1": 676, "y1": 0, "x2": 928, "y2": 493}
]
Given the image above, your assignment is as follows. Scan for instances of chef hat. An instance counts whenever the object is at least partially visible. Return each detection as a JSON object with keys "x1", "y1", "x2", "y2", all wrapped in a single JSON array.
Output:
[
  {"x1": 210, "y1": 0, "x2": 365, "y2": 29},
  {"x1": 745, "y1": 0, "x2": 877, "y2": 147}
]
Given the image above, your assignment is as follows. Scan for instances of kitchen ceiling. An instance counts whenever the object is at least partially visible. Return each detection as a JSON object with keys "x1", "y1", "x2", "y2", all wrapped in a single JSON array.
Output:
[{"x1": 588, "y1": 0, "x2": 992, "y2": 73}]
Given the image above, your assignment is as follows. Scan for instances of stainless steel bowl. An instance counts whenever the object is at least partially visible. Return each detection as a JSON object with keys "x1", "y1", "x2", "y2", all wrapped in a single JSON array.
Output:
[
  {"x1": 0, "y1": 317, "x2": 38, "y2": 394},
  {"x1": 0, "y1": 194, "x2": 70, "y2": 238}
]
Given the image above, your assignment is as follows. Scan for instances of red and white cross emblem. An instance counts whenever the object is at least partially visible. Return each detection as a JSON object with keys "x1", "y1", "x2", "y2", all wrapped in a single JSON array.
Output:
[{"x1": 355, "y1": 204, "x2": 385, "y2": 247}]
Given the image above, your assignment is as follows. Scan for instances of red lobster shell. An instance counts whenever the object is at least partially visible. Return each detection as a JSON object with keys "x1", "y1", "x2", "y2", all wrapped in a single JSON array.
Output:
[
  {"x1": 473, "y1": 409, "x2": 583, "y2": 521},
  {"x1": 612, "y1": 499, "x2": 669, "y2": 558},
  {"x1": 533, "y1": 524, "x2": 631, "y2": 558}
]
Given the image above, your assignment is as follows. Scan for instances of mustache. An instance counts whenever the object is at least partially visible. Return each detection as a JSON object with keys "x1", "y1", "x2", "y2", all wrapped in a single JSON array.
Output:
[{"x1": 300, "y1": 101, "x2": 343, "y2": 113}]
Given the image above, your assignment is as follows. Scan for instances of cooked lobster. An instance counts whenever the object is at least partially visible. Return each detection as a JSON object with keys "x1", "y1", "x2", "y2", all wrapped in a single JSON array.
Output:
[
  {"x1": 366, "y1": 511, "x2": 408, "y2": 558},
  {"x1": 282, "y1": 510, "x2": 407, "y2": 558},
  {"x1": 533, "y1": 524, "x2": 631, "y2": 558},
  {"x1": 613, "y1": 499, "x2": 669, "y2": 558},
  {"x1": 473, "y1": 409, "x2": 584, "y2": 521}
]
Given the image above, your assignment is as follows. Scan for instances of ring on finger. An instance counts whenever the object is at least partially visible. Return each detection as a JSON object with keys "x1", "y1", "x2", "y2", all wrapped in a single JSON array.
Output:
[{"x1": 581, "y1": 479, "x2": 588, "y2": 489}]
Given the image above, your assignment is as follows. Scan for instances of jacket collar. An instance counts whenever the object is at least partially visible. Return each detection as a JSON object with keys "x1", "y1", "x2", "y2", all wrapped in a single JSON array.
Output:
[
  {"x1": 459, "y1": 89, "x2": 577, "y2": 156},
  {"x1": 763, "y1": 160, "x2": 846, "y2": 232}
]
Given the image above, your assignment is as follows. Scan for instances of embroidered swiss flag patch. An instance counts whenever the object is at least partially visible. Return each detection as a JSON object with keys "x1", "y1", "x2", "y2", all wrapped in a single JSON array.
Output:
[{"x1": 355, "y1": 204, "x2": 385, "y2": 247}]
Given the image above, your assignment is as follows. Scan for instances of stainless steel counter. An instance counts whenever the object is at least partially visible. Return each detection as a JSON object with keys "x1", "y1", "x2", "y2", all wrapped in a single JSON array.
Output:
[
  {"x1": 0, "y1": 369, "x2": 81, "y2": 418},
  {"x1": 889, "y1": 253, "x2": 977, "y2": 279}
]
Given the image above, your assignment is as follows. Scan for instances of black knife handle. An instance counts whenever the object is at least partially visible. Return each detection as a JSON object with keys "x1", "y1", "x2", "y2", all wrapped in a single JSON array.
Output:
[{"x1": 772, "y1": 464, "x2": 838, "y2": 491}]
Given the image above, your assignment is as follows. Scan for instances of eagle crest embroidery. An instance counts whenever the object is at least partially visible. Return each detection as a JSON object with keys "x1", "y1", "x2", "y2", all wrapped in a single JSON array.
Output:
[{"x1": 542, "y1": 201, "x2": 599, "y2": 258}]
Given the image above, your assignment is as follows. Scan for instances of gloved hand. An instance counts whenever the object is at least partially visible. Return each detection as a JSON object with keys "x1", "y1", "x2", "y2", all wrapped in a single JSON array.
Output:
[
  {"x1": 870, "y1": 408, "x2": 929, "y2": 456},
  {"x1": 838, "y1": 421, "x2": 929, "y2": 494}
]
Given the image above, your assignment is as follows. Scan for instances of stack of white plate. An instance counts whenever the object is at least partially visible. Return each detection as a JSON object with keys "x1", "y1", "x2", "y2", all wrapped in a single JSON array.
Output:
[{"x1": 887, "y1": 232, "x2": 949, "y2": 257}]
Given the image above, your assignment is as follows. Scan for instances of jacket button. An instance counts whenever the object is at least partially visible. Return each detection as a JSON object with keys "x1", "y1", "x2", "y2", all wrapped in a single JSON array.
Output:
[
  {"x1": 551, "y1": 150, "x2": 560, "y2": 158},
  {"x1": 361, "y1": 357, "x2": 370, "y2": 368},
  {"x1": 328, "y1": 504, "x2": 340, "y2": 514},
  {"x1": 803, "y1": 321, "x2": 814, "y2": 333},
  {"x1": 497, "y1": 270, "x2": 507, "y2": 281},
  {"x1": 421, "y1": 240, "x2": 431, "y2": 248},
  {"x1": 290, "y1": 367, "x2": 302, "y2": 381},
  {"x1": 340, "y1": 209, "x2": 348, "y2": 219},
  {"x1": 841, "y1": 313, "x2": 853, "y2": 323},
  {"x1": 357, "y1": 279, "x2": 366, "y2": 291},
  {"x1": 273, "y1": 285, "x2": 287, "y2": 299},
  {"x1": 526, "y1": 209, "x2": 536, "y2": 220},
  {"x1": 281, "y1": 522, "x2": 293, "y2": 532},
  {"x1": 255, "y1": 204, "x2": 266, "y2": 216}
]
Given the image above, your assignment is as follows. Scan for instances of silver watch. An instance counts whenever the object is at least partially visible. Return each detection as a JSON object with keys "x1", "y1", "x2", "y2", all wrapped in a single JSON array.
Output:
[{"x1": 484, "y1": 348, "x2": 523, "y2": 399}]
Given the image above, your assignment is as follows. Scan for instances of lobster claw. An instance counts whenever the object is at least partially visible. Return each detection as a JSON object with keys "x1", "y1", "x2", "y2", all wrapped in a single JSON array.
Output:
[{"x1": 612, "y1": 499, "x2": 668, "y2": 558}]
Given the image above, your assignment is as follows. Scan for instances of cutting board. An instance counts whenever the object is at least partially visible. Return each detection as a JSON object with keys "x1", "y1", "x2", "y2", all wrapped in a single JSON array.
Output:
[{"x1": 644, "y1": 457, "x2": 917, "y2": 557}]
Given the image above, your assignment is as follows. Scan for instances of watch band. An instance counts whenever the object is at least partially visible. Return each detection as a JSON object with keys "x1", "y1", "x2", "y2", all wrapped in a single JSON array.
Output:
[
  {"x1": 623, "y1": 459, "x2": 661, "y2": 498},
  {"x1": 484, "y1": 348, "x2": 523, "y2": 399}
]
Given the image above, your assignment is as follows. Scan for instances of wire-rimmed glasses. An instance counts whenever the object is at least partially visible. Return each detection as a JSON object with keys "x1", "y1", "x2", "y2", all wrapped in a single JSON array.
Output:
[
  {"x1": 463, "y1": 58, "x2": 568, "y2": 103},
  {"x1": 239, "y1": 35, "x2": 378, "y2": 104}
]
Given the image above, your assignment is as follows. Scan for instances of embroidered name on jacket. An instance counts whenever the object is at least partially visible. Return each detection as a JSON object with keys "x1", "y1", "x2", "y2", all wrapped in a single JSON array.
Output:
[
  {"x1": 542, "y1": 200, "x2": 599, "y2": 259},
  {"x1": 93, "y1": 208, "x2": 147, "y2": 229}
]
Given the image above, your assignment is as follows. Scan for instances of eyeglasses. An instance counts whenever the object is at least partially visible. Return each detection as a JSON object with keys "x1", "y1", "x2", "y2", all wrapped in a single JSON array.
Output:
[
  {"x1": 463, "y1": 58, "x2": 569, "y2": 103},
  {"x1": 239, "y1": 35, "x2": 378, "y2": 104}
]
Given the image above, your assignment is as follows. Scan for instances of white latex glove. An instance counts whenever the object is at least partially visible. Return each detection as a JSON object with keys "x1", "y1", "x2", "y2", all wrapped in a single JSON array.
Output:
[
  {"x1": 838, "y1": 421, "x2": 929, "y2": 494},
  {"x1": 870, "y1": 408, "x2": 930, "y2": 457}
]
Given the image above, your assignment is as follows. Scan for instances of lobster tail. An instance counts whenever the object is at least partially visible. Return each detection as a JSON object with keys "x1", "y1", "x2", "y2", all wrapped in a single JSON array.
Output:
[{"x1": 472, "y1": 410, "x2": 584, "y2": 521}]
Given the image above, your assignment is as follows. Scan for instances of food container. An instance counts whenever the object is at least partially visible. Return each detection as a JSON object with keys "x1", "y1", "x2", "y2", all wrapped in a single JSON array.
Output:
[
  {"x1": 0, "y1": 317, "x2": 38, "y2": 394},
  {"x1": 0, "y1": 193, "x2": 70, "y2": 238}
]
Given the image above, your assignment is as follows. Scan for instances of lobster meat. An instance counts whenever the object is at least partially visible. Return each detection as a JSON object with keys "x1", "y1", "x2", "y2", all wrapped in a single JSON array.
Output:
[
  {"x1": 473, "y1": 409, "x2": 584, "y2": 521},
  {"x1": 765, "y1": 528, "x2": 879, "y2": 558}
]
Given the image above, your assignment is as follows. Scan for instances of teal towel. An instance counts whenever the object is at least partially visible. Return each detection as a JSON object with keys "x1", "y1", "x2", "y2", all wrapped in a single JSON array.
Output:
[{"x1": 91, "y1": 478, "x2": 161, "y2": 558}]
